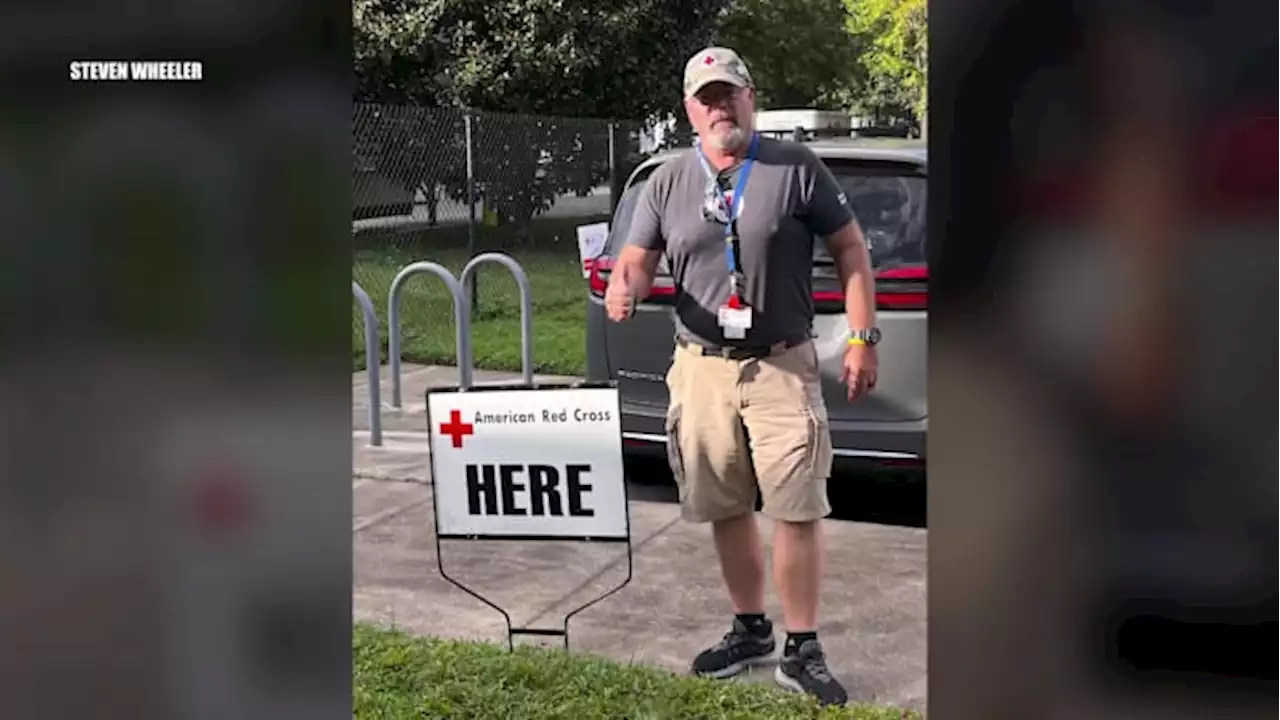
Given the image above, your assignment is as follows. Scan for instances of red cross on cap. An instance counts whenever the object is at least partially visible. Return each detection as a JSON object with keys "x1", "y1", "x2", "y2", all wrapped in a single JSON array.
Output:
[{"x1": 703, "y1": 55, "x2": 715, "y2": 65}]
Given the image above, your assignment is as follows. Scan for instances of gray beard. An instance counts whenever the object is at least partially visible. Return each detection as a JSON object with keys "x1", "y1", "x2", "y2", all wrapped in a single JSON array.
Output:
[{"x1": 708, "y1": 124, "x2": 747, "y2": 152}]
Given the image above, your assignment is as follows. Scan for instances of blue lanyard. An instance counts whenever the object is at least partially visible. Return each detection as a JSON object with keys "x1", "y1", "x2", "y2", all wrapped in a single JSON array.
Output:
[{"x1": 697, "y1": 133, "x2": 759, "y2": 297}]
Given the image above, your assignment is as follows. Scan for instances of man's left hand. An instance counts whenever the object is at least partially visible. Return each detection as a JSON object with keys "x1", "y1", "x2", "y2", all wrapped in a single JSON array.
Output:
[{"x1": 840, "y1": 342, "x2": 878, "y2": 401}]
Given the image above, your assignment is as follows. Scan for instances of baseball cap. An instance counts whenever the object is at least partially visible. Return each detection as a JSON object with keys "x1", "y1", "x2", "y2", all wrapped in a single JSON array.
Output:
[{"x1": 683, "y1": 47, "x2": 753, "y2": 98}]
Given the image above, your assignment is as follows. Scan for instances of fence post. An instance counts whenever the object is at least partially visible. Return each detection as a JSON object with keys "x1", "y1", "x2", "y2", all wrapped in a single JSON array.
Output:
[
  {"x1": 352, "y1": 281, "x2": 382, "y2": 447},
  {"x1": 388, "y1": 262, "x2": 473, "y2": 408},
  {"x1": 607, "y1": 121, "x2": 619, "y2": 214},
  {"x1": 458, "y1": 253, "x2": 535, "y2": 386},
  {"x1": 463, "y1": 111, "x2": 479, "y2": 313}
]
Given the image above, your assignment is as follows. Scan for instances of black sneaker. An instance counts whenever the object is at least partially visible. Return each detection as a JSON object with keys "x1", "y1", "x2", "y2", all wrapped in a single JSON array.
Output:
[
  {"x1": 690, "y1": 617, "x2": 776, "y2": 679},
  {"x1": 774, "y1": 638, "x2": 848, "y2": 706}
]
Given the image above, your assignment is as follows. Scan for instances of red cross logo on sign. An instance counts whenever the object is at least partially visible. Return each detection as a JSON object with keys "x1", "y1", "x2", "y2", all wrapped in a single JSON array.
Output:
[{"x1": 439, "y1": 409, "x2": 474, "y2": 448}]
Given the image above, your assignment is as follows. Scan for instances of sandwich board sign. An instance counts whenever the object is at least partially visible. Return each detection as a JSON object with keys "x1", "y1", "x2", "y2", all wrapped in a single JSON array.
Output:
[{"x1": 425, "y1": 382, "x2": 633, "y2": 649}]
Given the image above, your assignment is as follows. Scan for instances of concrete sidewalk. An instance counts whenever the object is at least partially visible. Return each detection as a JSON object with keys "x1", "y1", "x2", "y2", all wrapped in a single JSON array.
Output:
[{"x1": 353, "y1": 364, "x2": 927, "y2": 712}]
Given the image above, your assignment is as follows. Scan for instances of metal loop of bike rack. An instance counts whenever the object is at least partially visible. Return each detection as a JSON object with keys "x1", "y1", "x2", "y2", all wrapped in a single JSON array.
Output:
[
  {"x1": 386, "y1": 253, "x2": 533, "y2": 412},
  {"x1": 352, "y1": 281, "x2": 383, "y2": 447},
  {"x1": 458, "y1": 252, "x2": 535, "y2": 387},
  {"x1": 388, "y1": 262, "x2": 473, "y2": 410}
]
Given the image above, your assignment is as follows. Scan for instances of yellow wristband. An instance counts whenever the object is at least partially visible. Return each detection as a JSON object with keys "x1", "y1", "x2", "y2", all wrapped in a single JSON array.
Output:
[{"x1": 847, "y1": 337, "x2": 866, "y2": 346}]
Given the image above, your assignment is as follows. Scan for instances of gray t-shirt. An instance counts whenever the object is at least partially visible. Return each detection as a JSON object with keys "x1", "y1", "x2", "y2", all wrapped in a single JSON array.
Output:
[{"x1": 623, "y1": 136, "x2": 855, "y2": 348}]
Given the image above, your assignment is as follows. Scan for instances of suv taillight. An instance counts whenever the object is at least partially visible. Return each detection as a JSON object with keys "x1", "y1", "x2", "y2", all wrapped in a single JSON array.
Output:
[
  {"x1": 811, "y1": 266, "x2": 928, "y2": 311},
  {"x1": 588, "y1": 257, "x2": 676, "y2": 300},
  {"x1": 588, "y1": 257, "x2": 612, "y2": 297},
  {"x1": 875, "y1": 266, "x2": 928, "y2": 310}
]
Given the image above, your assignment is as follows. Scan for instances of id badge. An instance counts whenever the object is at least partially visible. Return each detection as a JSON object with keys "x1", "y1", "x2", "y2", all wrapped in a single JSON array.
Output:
[{"x1": 717, "y1": 305, "x2": 753, "y2": 340}]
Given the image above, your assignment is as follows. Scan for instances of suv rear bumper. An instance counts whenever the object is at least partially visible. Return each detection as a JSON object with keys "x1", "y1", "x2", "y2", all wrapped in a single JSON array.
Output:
[{"x1": 618, "y1": 399, "x2": 926, "y2": 465}]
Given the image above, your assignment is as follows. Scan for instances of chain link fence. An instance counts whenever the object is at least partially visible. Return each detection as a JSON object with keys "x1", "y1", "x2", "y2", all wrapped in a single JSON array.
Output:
[{"x1": 352, "y1": 103, "x2": 661, "y2": 370}]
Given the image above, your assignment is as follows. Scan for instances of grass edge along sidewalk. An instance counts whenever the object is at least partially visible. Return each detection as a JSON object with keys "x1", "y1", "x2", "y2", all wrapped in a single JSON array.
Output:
[
  {"x1": 354, "y1": 623, "x2": 920, "y2": 720},
  {"x1": 352, "y1": 245, "x2": 590, "y2": 376}
]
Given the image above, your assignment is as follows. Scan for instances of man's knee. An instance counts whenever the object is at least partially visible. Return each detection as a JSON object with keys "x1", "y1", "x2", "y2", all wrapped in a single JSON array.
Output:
[
  {"x1": 774, "y1": 517, "x2": 819, "y2": 533},
  {"x1": 772, "y1": 518, "x2": 823, "y2": 557},
  {"x1": 709, "y1": 508, "x2": 757, "y2": 532}
]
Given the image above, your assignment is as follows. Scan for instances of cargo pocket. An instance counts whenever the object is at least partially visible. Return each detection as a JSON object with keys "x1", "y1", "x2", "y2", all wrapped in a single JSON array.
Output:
[
  {"x1": 664, "y1": 353, "x2": 688, "y2": 483},
  {"x1": 803, "y1": 389, "x2": 834, "y2": 479},
  {"x1": 664, "y1": 405, "x2": 686, "y2": 484}
]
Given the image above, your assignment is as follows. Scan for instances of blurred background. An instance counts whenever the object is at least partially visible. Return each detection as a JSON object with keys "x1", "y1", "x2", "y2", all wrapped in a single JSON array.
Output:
[
  {"x1": 0, "y1": 3, "x2": 353, "y2": 720},
  {"x1": 930, "y1": 0, "x2": 1276, "y2": 717}
]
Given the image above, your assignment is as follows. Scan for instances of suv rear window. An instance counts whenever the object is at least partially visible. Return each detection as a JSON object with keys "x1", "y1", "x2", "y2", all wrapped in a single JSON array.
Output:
[
  {"x1": 823, "y1": 161, "x2": 926, "y2": 270},
  {"x1": 606, "y1": 158, "x2": 926, "y2": 272},
  {"x1": 605, "y1": 169, "x2": 669, "y2": 273},
  {"x1": 604, "y1": 177, "x2": 649, "y2": 256}
]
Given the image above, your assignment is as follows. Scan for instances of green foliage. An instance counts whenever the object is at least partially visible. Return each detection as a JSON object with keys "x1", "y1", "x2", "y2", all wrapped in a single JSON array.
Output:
[
  {"x1": 354, "y1": 0, "x2": 728, "y2": 121},
  {"x1": 354, "y1": 0, "x2": 731, "y2": 226},
  {"x1": 842, "y1": 0, "x2": 927, "y2": 126},
  {"x1": 714, "y1": 0, "x2": 865, "y2": 110},
  {"x1": 708, "y1": 0, "x2": 927, "y2": 130}
]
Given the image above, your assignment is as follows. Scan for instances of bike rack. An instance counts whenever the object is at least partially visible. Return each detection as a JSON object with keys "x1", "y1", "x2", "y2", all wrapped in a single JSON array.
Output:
[
  {"x1": 458, "y1": 252, "x2": 534, "y2": 387},
  {"x1": 388, "y1": 261, "x2": 472, "y2": 408},
  {"x1": 387, "y1": 253, "x2": 535, "y2": 410},
  {"x1": 351, "y1": 281, "x2": 382, "y2": 447}
]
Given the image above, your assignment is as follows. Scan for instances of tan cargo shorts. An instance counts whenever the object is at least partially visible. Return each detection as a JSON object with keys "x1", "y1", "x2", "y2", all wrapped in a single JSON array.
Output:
[{"x1": 663, "y1": 339, "x2": 834, "y2": 524}]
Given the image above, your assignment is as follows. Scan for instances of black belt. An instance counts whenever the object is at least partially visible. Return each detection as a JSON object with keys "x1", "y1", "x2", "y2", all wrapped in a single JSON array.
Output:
[{"x1": 675, "y1": 335, "x2": 808, "y2": 360}]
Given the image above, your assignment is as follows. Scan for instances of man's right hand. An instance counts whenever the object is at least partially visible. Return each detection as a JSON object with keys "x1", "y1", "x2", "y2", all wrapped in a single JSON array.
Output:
[
  {"x1": 605, "y1": 247, "x2": 661, "y2": 322},
  {"x1": 605, "y1": 264, "x2": 636, "y2": 322}
]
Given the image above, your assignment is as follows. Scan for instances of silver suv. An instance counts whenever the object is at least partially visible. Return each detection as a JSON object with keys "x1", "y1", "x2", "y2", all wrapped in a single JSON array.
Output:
[{"x1": 586, "y1": 136, "x2": 927, "y2": 471}]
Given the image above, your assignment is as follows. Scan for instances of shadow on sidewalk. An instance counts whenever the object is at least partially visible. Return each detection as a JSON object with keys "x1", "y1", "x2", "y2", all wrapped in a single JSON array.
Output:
[{"x1": 622, "y1": 456, "x2": 926, "y2": 529}]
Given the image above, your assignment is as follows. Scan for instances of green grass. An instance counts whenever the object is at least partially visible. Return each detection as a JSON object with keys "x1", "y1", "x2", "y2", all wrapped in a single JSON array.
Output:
[
  {"x1": 354, "y1": 624, "x2": 920, "y2": 720},
  {"x1": 353, "y1": 244, "x2": 589, "y2": 375}
]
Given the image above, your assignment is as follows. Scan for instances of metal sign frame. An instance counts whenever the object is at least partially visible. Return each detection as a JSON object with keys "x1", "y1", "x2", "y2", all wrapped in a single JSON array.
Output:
[
  {"x1": 425, "y1": 380, "x2": 633, "y2": 652},
  {"x1": 381, "y1": 252, "x2": 633, "y2": 652}
]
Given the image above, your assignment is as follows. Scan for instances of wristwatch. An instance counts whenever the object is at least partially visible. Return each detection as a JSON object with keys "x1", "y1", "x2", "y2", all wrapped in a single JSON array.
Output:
[{"x1": 848, "y1": 327, "x2": 882, "y2": 346}]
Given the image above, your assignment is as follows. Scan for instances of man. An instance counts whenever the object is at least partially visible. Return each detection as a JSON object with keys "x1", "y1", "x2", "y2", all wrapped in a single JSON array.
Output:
[{"x1": 604, "y1": 47, "x2": 880, "y2": 707}]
